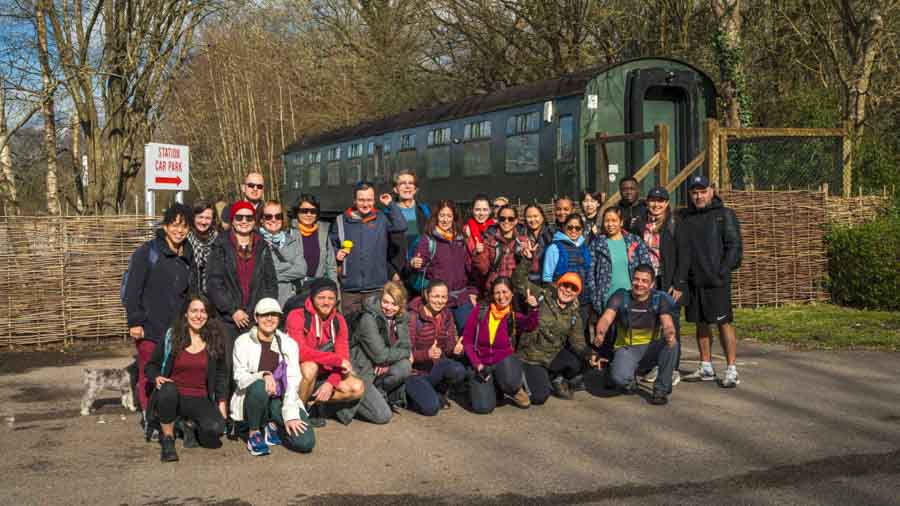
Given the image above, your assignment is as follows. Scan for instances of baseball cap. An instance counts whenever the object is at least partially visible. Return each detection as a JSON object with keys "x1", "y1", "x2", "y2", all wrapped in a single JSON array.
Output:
[
  {"x1": 254, "y1": 298, "x2": 283, "y2": 316},
  {"x1": 688, "y1": 175, "x2": 710, "y2": 190},
  {"x1": 647, "y1": 186, "x2": 670, "y2": 200}
]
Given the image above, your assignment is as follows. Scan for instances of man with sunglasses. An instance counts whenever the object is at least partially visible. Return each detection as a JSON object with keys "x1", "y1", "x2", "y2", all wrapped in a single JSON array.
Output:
[
  {"x1": 223, "y1": 172, "x2": 266, "y2": 223},
  {"x1": 593, "y1": 264, "x2": 679, "y2": 405},
  {"x1": 330, "y1": 182, "x2": 407, "y2": 316}
]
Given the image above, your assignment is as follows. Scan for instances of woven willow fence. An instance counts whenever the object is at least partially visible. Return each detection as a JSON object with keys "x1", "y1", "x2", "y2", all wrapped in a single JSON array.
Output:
[
  {"x1": 0, "y1": 190, "x2": 891, "y2": 347},
  {"x1": 0, "y1": 216, "x2": 156, "y2": 347}
]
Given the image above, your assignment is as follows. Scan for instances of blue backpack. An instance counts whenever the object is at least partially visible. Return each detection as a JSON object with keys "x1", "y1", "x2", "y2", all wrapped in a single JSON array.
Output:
[{"x1": 120, "y1": 242, "x2": 160, "y2": 306}]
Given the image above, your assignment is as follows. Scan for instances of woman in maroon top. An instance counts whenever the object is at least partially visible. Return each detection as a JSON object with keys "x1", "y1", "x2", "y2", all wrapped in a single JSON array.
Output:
[{"x1": 145, "y1": 295, "x2": 228, "y2": 462}]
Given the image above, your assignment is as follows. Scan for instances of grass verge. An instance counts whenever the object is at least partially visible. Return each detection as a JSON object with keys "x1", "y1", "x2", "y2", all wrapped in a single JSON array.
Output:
[{"x1": 682, "y1": 303, "x2": 900, "y2": 351}]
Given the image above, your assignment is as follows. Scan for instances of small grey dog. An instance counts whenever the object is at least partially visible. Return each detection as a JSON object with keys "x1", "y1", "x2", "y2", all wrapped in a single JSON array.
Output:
[{"x1": 80, "y1": 362, "x2": 138, "y2": 416}]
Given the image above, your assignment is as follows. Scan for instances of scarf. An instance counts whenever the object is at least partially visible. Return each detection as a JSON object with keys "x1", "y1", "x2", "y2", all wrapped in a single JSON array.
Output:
[
  {"x1": 487, "y1": 303, "x2": 511, "y2": 346},
  {"x1": 346, "y1": 208, "x2": 377, "y2": 224},
  {"x1": 259, "y1": 227, "x2": 286, "y2": 249},
  {"x1": 187, "y1": 229, "x2": 217, "y2": 293},
  {"x1": 298, "y1": 222, "x2": 319, "y2": 237},
  {"x1": 435, "y1": 226, "x2": 455, "y2": 242},
  {"x1": 466, "y1": 217, "x2": 494, "y2": 243}
]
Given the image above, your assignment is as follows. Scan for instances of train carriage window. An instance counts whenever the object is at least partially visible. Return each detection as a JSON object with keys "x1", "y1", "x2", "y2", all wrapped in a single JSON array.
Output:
[
  {"x1": 400, "y1": 133, "x2": 416, "y2": 150},
  {"x1": 463, "y1": 120, "x2": 492, "y2": 176},
  {"x1": 506, "y1": 111, "x2": 540, "y2": 173},
  {"x1": 307, "y1": 151, "x2": 321, "y2": 188},
  {"x1": 326, "y1": 147, "x2": 341, "y2": 186},
  {"x1": 557, "y1": 115, "x2": 574, "y2": 161},
  {"x1": 426, "y1": 127, "x2": 451, "y2": 179},
  {"x1": 294, "y1": 154, "x2": 303, "y2": 189},
  {"x1": 344, "y1": 144, "x2": 363, "y2": 183},
  {"x1": 382, "y1": 141, "x2": 393, "y2": 180}
]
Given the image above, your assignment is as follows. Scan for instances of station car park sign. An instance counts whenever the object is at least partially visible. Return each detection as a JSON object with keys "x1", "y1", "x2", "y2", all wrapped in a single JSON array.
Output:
[{"x1": 145, "y1": 143, "x2": 189, "y2": 191}]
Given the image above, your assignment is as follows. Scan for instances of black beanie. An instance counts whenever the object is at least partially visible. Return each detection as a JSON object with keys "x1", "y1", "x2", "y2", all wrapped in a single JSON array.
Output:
[{"x1": 308, "y1": 278, "x2": 338, "y2": 299}]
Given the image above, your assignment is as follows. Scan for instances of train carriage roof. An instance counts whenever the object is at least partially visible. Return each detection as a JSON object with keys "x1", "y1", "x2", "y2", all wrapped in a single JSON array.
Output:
[{"x1": 285, "y1": 58, "x2": 713, "y2": 152}]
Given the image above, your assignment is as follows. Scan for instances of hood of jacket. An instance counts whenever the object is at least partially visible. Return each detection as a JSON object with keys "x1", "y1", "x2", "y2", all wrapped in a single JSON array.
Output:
[
  {"x1": 551, "y1": 230, "x2": 585, "y2": 247},
  {"x1": 362, "y1": 293, "x2": 409, "y2": 327}
]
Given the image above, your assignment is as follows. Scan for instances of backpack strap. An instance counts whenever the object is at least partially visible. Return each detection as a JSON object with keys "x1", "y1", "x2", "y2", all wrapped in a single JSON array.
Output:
[{"x1": 336, "y1": 215, "x2": 346, "y2": 277}]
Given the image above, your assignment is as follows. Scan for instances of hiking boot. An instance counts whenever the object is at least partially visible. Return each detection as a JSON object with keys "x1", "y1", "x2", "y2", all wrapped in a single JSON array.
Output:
[
  {"x1": 264, "y1": 422, "x2": 282, "y2": 447},
  {"x1": 640, "y1": 366, "x2": 659, "y2": 384},
  {"x1": 181, "y1": 420, "x2": 198, "y2": 449},
  {"x1": 159, "y1": 436, "x2": 179, "y2": 463},
  {"x1": 439, "y1": 393, "x2": 451, "y2": 410},
  {"x1": 567, "y1": 374, "x2": 586, "y2": 392},
  {"x1": 551, "y1": 377, "x2": 574, "y2": 400},
  {"x1": 649, "y1": 389, "x2": 669, "y2": 406},
  {"x1": 510, "y1": 387, "x2": 531, "y2": 408},
  {"x1": 621, "y1": 381, "x2": 638, "y2": 395},
  {"x1": 246, "y1": 431, "x2": 270, "y2": 456},
  {"x1": 671, "y1": 370, "x2": 681, "y2": 387},
  {"x1": 719, "y1": 368, "x2": 740, "y2": 388},
  {"x1": 682, "y1": 366, "x2": 716, "y2": 382},
  {"x1": 224, "y1": 418, "x2": 238, "y2": 441}
]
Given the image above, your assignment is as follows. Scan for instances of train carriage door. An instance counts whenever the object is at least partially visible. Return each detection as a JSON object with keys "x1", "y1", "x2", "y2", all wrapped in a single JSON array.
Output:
[
  {"x1": 625, "y1": 68, "x2": 702, "y2": 202},
  {"x1": 555, "y1": 114, "x2": 577, "y2": 197}
]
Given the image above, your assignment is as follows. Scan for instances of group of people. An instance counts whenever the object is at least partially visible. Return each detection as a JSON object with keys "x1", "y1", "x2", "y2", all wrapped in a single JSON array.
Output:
[{"x1": 124, "y1": 169, "x2": 743, "y2": 462}]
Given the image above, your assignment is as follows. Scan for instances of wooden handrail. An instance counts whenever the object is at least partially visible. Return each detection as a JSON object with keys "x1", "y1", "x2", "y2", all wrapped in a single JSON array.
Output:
[
  {"x1": 665, "y1": 151, "x2": 706, "y2": 193},
  {"x1": 720, "y1": 127, "x2": 844, "y2": 139},
  {"x1": 600, "y1": 153, "x2": 659, "y2": 213}
]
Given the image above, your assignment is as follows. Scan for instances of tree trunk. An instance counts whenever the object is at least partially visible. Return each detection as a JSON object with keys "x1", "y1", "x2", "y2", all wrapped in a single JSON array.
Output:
[
  {"x1": 70, "y1": 113, "x2": 85, "y2": 213},
  {"x1": 36, "y1": 0, "x2": 61, "y2": 215},
  {"x1": 711, "y1": 0, "x2": 748, "y2": 128},
  {"x1": 0, "y1": 88, "x2": 18, "y2": 215},
  {"x1": 844, "y1": 8, "x2": 884, "y2": 143}
]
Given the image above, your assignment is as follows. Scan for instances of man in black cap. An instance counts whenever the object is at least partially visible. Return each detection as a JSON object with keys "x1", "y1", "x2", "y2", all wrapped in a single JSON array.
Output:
[{"x1": 675, "y1": 176, "x2": 743, "y2": 388}]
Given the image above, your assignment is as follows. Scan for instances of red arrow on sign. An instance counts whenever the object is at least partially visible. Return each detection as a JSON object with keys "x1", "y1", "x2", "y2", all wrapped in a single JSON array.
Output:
[{"x1": 155, "y1": 176, "x2": 182, "y2": 185}]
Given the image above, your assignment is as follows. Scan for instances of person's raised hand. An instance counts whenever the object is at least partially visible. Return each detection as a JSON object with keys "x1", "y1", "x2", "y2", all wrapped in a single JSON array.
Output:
[
  {"x1": 429, "y1": 340, "x2": 442, "y2": 360},
  {"x1": 336, "y1": 249, "x2": 349, "y2": 262},
  {"x1": 453, "y1": 337, "x2": 464, "y2": 356},
  {"x1": 525, "y1": 288, "x2": 538, "y2": 308},
  {"x1": 379, "y1": 193, "x2": 393, "y2": 206},
  {"x1": 129, "y1": 326, "x2": 144, "y2": 340}
]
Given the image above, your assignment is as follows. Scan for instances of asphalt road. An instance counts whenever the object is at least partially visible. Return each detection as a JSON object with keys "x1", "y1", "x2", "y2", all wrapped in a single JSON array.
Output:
[{"x1": 0, "y1": 339, "x2": 897, "y2": 505}]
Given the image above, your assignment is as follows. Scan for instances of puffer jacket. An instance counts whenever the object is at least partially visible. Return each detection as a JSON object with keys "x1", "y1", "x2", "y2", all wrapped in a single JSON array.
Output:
[
  {"x1": 512, "y1": 261, "x2": 587, "y2": 368},
  {"x1": 526, "y1": 225, "x2": 555, "y2": 283},
  {"x1": 587, "y1": 231, "x2": 652, "y2": 311},
  {"x1": 675, "y1": 195, "x2": 742, "y2": 290},
  {"x1": 268, "y1": 228, "x2": 338, "y2": 306},
  {"x1": 349, "y1": 295, "x2": 412, "y2": 384},
  {"x1": 407, "y1": 297, "x2": 460, "y2": 373}
]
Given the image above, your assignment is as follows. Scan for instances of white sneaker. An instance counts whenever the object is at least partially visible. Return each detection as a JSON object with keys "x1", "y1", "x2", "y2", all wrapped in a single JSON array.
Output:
[
  {"x1": 671, "y1": 370, "x2": 681, "y2": 387},
  {"x1": 720, "y1": 368, "x2": 740, "y2": 388},
  {"x1": 640, "y1": 366, "x2": 659, "y2": 384},
  {"x1": 682, "y1": 366, "x2": 716, "y2": 382}
]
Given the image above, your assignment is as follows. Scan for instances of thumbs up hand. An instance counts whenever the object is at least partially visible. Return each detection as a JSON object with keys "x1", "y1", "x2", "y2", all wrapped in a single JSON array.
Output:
[
  {"x1": 410, "y1": 255, "x2": 424, "y2": 269},
  {"x1": 525, "y1": 288, "x2": 539, "y2": 308},
  {"x1": 428, "y1": 339, "x2": 442, "y2": 360}
]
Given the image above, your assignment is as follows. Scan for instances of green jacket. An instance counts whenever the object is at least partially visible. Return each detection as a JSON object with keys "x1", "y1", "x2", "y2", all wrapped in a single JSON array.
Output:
[
  {"x1": 350, "y1": 295, "x2": 412, "y2": 384},
  {"x1": 512, "y1": 260, "x2": 588, "y2": 367}
]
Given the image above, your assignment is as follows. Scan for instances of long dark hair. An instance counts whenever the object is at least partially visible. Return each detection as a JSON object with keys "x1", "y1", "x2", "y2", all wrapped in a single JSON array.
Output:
[
  {"x1": 424, "y1": 200, "x2": 463, "y2": 238},
  {"x1": 169, "y1": 294, "x2": 226, "y2": 360}
]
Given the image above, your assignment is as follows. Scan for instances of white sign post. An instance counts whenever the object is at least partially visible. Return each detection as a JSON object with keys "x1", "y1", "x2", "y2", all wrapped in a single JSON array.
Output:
[{"x1": 145, "y1": 143, "x2": 189, "y2": 216}]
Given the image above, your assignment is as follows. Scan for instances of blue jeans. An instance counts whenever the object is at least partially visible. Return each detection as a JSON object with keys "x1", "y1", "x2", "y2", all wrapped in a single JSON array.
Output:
[
  {"x1": 405, "y1": 359, "x2": 467, "y2": 416},
  {"x1": 610, "y1": 340, "x2": 680, "y2": 394}
]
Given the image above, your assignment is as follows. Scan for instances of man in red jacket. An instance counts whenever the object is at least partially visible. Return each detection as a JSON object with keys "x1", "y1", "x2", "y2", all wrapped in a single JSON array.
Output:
[{"x1": 286, "y1": 278, "x2": 364, "y2": 427}]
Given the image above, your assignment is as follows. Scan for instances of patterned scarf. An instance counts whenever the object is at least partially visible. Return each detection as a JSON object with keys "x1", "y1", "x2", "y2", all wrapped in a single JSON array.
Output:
[
  {"x1": 187, "y1": 229, "x2": 217, "y2": 293},
  {"x1": 259, "y1": 227, "x2": 287, "y2": 250}
]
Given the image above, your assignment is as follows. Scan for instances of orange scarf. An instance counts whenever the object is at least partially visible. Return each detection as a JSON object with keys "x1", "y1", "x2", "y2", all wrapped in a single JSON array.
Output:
[
  {"x1": 298, "y1": 222, "x2": 318, "y2": 237},
  {"x1": 489, "y1": 303, "x2": 511, "y2": 321},
  {"x1": 436, "y1": 227, "x2": 454, "y2": 242}
]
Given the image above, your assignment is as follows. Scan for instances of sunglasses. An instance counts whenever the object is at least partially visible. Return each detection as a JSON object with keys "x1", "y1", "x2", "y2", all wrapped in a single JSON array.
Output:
[
  {"x1": 297, "y1": 208, "x2": 318, "y2": 215},
  {"x1": 566, "y1": 225, "x2": 583, "y2": 231},
  {"x1": 244, "y1": 182, "x2": 264, "y2": 190},
  {"x1": 559, "y1": 282, "x2": 579, "y2": 292},
  {"x1": 233, "y1": 214, "x2": 255, "y2": 222},
  {"x1": 498, "y1": 216, "x2": 517, "y2": 223},
  {"x1": 263, "y1": 213, "x2": 283, "y2": 221}
]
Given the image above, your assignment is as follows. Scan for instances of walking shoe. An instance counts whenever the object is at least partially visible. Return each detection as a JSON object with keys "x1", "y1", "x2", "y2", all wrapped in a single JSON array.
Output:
[
  {"x1": 264, "y1": 422, "x2": 282, "y2": 447},
  {"x1": 510, "y1": 387, "x2": 531, "y2": 408},
  {"x1": 159, "y1": 436, "x2": 179, "y2": 462},
  {"x1": 682, "y1": 366, "x2": 716, "y2": 382},
  {"x1": 671, "y1": 370, "x2": 681, "y2": 387},
  {"x1": 439, "y1": 392, "x2": 452, "y2": 410},
  {"x1": 181, "y1": 420, "x2": 198, "y2": 449},
  {"x1": 567, "y1": 374, "x2": 586, "y2": 392},
  {"x1": 620, "y1": 381, "x2": 639, "y2": 395},
  {"x1": 551, "y1": 377, "x2": 574, "y2": 400},
  {"x1": 649, "y1": 389, "x2": 669, "y2": 406},
  {"x1": 246, "y1": 431, "x2": 270, "y2": 456},
  {"x1": 640, "y1": 366, "x2": 659, "y2": 384},
  {"x1": 719, "y1": 368, "x2": 740, "y2": 388}
]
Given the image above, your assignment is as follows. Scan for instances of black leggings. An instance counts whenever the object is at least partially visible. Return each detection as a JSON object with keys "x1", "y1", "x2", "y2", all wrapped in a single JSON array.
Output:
[
  {"x1": 522, "y1": 347, "x2": 583, "y2": 405},
  {"x1": 156, "y1": 382, "x2": 225, "y2": 448}
]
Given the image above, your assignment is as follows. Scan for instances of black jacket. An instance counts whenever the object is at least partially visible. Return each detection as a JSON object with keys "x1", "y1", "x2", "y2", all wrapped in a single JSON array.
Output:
[
  {"x1": 621, "y1": 199, "x2": 647, "y2": 235},
  {"x1": 144, "y1": 333, "x2": 228, "y2": 402},
  {"x1": 675, "y1": 195, "x2": 742, "y2": 290},
  {"x1": 633, "y1": 210, "x2": 678, "y2": 292},
  {"x1": 206, "y1": 231, "x2": 278, "y2": 327},
  {"x1": 124, "y1": 230, "x2": 194, "y2": 343}
]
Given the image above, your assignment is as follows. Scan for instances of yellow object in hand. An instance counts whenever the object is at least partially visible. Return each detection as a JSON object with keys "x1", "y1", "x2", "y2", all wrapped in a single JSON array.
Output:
[{"x1": 342, "y1": 240, "x2": 354, "y2": 251}]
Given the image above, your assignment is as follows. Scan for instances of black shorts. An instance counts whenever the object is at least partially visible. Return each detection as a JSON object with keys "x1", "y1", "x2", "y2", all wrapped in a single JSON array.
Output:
[{"x1": 685, "y1": 282, "x2": 733, "y2": 325}]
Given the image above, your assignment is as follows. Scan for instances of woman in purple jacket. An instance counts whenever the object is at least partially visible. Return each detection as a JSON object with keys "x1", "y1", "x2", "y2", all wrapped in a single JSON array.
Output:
[
  {"x1": 461, "y1": 277, "x2": 539, "y2": 414},
  {"x1": 408, "y1": 200, "x2": 479, "y2": 332}
]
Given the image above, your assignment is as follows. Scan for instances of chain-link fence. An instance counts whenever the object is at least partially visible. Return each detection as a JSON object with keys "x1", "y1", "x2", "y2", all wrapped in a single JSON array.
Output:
[{"x1": 726, "y1": 136, "x2": 845, "y2": 194}]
